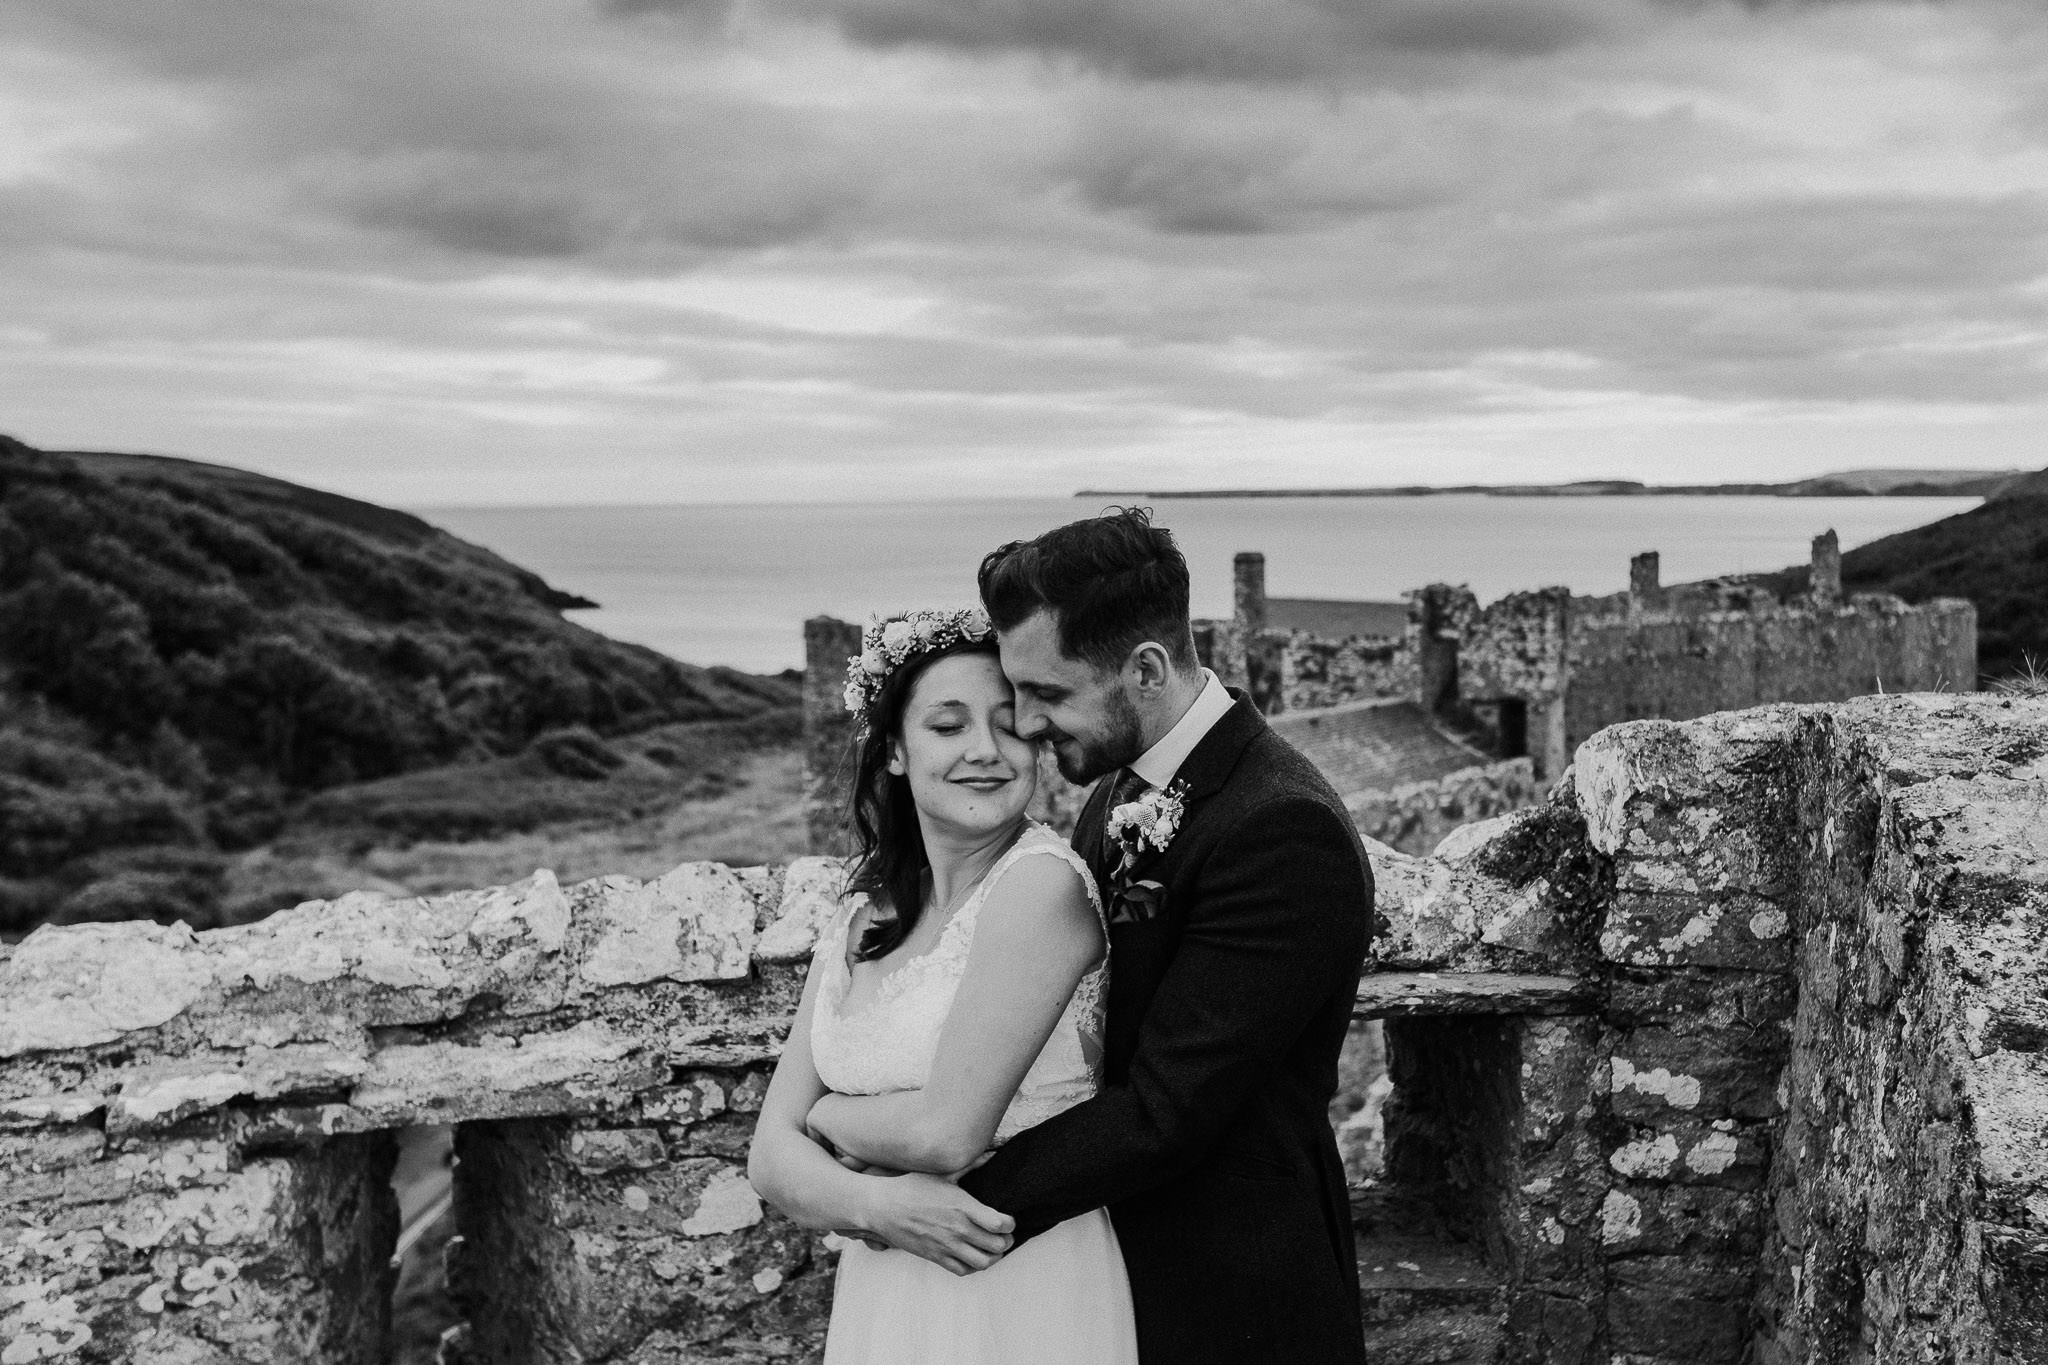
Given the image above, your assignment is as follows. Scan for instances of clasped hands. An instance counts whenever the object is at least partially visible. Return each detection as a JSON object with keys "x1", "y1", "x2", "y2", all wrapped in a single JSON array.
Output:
[{"x1": 804, "y1": 1111, "x2": 1013, "y2": 1277}]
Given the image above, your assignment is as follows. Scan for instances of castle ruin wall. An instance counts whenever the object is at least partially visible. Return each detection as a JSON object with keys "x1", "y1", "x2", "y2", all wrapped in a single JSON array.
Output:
[
  {"x1": 1346, "y1": 758, "x2": 1539, "y2": 857},
  {"x1": 0, "y1": 696, "x2": 2041, "y2": 1364},
  {"x1": 1210, "y1": 544, "x2": 1978, "y2": 788}
]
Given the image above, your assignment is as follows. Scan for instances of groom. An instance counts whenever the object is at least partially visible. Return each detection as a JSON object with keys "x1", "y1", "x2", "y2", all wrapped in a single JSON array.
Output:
[{"x1": 959, "y1": 507, "x2": 1375, "y2": 1363}]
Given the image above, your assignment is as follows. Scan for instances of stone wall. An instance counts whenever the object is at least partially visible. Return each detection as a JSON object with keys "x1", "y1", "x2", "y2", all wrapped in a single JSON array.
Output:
[
  {"x1": 1204, "y1": 541, "x2": 1979, "y2": 784},
  {"x1": 1756, "y1": 700, "x2": 2048, "y2": 1364},
  {"x1": 1346, "y1": 758, "x2": 1539, "y2": 857},
  {"x1": 1562, "y1": 592, "x2": 1979, "y2": 764},
  {"x1": 2, "y1": 695, "x2": 2042, "y2": 1364}
]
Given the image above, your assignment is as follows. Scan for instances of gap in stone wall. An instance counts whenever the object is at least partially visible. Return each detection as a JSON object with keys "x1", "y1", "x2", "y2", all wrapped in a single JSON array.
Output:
[
  {"x1": 390, "y1": 1122, "x2": 465, "y2": 1365},
  {"x1": 1331, "y1": 1019, "x2": 1392, "y2": 1185},
  {"x1": 1356, "y1": 1015, "x2": 1521, "y2": 1365}
]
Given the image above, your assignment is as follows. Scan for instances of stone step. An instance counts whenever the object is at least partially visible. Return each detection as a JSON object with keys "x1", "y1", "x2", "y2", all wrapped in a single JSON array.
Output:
[
  {"x1": 1354, "y1": 1185, "x2": 1507, "y2": 1365},
  {"x1": 1355, "y1": 971, "x2": 1595, "y2": 1019}
]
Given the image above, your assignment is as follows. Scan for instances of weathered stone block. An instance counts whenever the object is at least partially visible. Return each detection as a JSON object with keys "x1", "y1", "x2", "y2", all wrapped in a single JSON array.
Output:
[
  {"x1": 1604, "y1": 968, "x2": 1799, "y2": 1031},
  {"x1": 1608, "y1": 1024, "x2": 1786, "y2": 1122},
  {"x1": 0, "y1": 1132, "x2": 395, "y2": 1364},
  {"x1": 455, "y1": 1092, "x2": 831, "y2": 1365},
  {"x1": 755, "y1": 857, "x2": 848, "y2": 963},
  {"x1": 0, "y1": 921, "x2": 211, "y2": 1058},
  {"x1": 582, "y1": 864, "x2": 759, "y2": 987},
  {"x1": 1502, "y1": 1291, "x2": 1598, "y2": 1365},
  {"x1": 345, "y1": 1021, "x2": 667, "y2": 1129},
  {"x1": 1606, "y1": 1258, "x2": 1751, "y2": 1361},
  {"x1": 1599, "y1": 889, "x2": 1793, "y2": 971},
  {"x1": 1607, "y1": 1117, "x2": 1768, "y2": 1192},
  {"x1": 569, "y1": 1127, "x2": 668, "y2": 1177},
  {"x1": 1598, "y1": 1185, "x2": 1764, "y2": 1260}
]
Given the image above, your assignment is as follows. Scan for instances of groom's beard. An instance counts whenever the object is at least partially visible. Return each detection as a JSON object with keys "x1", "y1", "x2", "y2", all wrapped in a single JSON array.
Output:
[{"x1": 1046, "y1": 688, "x2": 1145, "y2": 785}]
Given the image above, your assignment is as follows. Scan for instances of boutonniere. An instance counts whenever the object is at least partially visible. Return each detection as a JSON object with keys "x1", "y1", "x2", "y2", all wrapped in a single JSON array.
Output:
[{"x1": 1105, "y1": 780, "x2": 1187, "y2": 924}]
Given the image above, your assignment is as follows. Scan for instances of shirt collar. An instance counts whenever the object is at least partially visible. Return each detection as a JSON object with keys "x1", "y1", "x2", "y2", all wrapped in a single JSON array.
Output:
[{"x1": 1129, "y1": 669, "x2": 1234, "y2": 791}]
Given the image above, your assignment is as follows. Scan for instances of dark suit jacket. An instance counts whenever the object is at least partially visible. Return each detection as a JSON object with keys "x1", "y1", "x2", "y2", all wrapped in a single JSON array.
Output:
[{"x1": 961, "y1": 691, "x2": 1375, "y2": 1365}]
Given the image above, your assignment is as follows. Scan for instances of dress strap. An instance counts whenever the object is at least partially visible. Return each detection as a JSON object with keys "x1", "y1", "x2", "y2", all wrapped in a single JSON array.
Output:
[{"x1": 814, "y1": 889, "x2": 870, "y2": 978}]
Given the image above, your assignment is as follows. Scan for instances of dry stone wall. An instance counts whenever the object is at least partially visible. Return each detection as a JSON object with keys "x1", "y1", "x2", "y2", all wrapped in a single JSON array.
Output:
[
  {"x1": 0, "y1": 696, "x2": 2042, "y2": 1364},
  {"x1": 1348, "y1": 758, "x2": 1539, "y2": 856}
]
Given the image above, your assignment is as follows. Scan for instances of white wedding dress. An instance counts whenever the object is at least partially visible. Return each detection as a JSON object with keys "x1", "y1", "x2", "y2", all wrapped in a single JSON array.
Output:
[{"x1": 808, "y1": 820, "x2": 1140, "y2": 1365}]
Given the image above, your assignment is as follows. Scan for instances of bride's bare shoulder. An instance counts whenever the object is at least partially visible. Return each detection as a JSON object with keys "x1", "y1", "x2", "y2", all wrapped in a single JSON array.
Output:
[{"x1": 977, "y1": 833, "x2": 1099, "y2": 944}]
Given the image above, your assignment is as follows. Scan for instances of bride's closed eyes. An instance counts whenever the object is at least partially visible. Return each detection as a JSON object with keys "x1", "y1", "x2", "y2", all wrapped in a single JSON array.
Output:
[{"x1": 918, "y1": 702, "x2": 1020, "y2": 740}]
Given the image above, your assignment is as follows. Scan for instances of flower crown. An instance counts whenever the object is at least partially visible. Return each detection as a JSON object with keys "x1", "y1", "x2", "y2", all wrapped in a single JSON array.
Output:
[{"x1": 842, "y1": 606, "x2": 996, "y2": 734}]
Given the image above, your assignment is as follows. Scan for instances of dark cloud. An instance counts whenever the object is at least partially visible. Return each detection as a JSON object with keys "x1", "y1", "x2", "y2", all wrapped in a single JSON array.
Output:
[
  {"x1": 2, "y1": 0, "x2": 2044, "y2": 502},
  {"x1": 1, "y1": 0, "x2": 884, "y2": 269},
  {"x1": 825, "y1": 0, "x2": 1638, "y2": 82},
  {"x1": 1066, "y1": 121, "x2": 1448, "y2": 234}
]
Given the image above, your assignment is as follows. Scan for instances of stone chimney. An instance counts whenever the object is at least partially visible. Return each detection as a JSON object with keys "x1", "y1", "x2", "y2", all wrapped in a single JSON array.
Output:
[
  {"x1": 1629, "y1": 551, "x2": 1663, "y2": 614},
  {"x1": 1810, "y1": 530, "x2": 1842, "y2": 608},
  {"x1": 803, "y1": 615, "x2": 863, "y2": 855},
  {"x1": 1233, "y1": 552, "x2": 1268, "y2": 635}
]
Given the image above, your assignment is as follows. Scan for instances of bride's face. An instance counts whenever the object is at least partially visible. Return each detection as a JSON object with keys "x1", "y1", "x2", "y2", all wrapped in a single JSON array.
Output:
[{"x1": 889, "y1": 652, "x2": 1038, "y2": 838}]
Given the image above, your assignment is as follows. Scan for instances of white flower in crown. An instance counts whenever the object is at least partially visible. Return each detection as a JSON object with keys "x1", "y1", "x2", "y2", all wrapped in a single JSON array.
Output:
[
  {"x1": 843, "y1": 605, "x2": 999, "y2": 735},
  {"x1": 1107, "y1": 780, "x2": 1188, "y2": 859}
]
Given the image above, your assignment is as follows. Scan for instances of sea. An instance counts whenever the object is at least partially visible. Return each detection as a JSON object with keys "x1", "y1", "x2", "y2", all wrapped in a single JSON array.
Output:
[{"x1": 419, "y1": 495, "x2": 1980, "y2": 675}]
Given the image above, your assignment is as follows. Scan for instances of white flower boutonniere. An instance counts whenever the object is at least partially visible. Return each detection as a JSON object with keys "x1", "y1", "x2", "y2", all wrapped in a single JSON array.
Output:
[
  {"x1": 1107, "y1": 781, "x2": 1186, "y2": 865},
  {"x1": 1105, "y1": 779, "x2": 1187, "y2": 924}
]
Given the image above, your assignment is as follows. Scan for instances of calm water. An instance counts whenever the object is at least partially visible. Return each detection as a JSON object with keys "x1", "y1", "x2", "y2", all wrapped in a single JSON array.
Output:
[{"x1": 420, "y1": 496, "x2": 1978, "y2": 674}]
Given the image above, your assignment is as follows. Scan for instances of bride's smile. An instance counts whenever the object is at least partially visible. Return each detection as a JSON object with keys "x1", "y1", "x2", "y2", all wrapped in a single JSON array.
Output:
[{"x1": 889, "y1": 652, "x2": 1037, "y2": 838}]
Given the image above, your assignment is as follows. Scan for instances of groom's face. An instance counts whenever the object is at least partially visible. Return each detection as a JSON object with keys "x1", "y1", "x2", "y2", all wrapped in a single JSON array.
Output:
[{"x1": 997, "y1": 609, "x2": 1145, "y2": 785}]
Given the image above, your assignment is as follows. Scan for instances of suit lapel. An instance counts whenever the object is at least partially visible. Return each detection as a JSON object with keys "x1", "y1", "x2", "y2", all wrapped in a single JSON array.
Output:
[
  {"x1": 1167, "y1": 690, "x2": 1266, "y2": 808},
  {"x1": 1110, "y1": 691, "x2": 1268, "y2": 887}
]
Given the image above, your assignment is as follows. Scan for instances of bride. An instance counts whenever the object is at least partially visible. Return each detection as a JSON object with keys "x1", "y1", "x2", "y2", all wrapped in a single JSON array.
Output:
[{"x1": 747, "y1": 607, "x2": 1139, "y2": 1365}]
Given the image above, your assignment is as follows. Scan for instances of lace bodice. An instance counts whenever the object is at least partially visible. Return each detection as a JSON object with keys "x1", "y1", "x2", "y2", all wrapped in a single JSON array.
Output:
[{"x1": 809, "y1": 822, "x2": 1109, "y2": 1144}]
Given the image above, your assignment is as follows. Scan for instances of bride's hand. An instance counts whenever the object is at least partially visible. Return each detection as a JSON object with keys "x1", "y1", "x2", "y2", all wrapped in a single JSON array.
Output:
[{"x1": 855, "y1": 1172, "x2": 1014, "y2": 1276}]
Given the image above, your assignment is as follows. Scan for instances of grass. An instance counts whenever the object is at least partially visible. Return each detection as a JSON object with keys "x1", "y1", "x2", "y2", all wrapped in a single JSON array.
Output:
[
  {"x1": 1992, "y1": 654, "x2": 2048, "y2": 700},
  {"x1": 220, "y1": 716, "x2": 807, "y2": 918}
]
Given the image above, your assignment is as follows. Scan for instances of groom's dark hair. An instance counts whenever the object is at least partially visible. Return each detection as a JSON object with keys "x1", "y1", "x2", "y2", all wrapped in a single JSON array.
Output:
[{"x1": 979, "y1": 506, "x2": 1199, "y2": 673}]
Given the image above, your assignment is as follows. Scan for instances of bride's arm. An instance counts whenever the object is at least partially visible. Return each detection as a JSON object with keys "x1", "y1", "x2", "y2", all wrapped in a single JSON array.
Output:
[
  {"x1": 806, "y1": 852, "x2": 1102, "y2": 1175},
  {"x1": 747, "y1": 954, "x2": 894, "y2": 1231},
  {"x1": 747, "y1": 921, "x2": 1018, "y2": 1274}
]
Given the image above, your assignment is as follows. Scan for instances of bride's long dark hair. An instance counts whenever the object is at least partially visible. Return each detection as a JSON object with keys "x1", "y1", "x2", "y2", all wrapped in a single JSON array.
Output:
[{"x1": 844, "y1": 636, "x2": 1004, "y2": 963}]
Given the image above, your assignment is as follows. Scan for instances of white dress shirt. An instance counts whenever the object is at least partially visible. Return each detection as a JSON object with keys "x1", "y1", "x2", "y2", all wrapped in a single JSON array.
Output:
[{"x1": 1127, "y1": 669, "x2": 1235, "y2": 792}]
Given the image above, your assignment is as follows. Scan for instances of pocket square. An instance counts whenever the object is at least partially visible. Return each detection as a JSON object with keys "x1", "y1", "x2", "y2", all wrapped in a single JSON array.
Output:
[{"x1": 1109, "y1": 879, "x2": 1166, "y2": 925}]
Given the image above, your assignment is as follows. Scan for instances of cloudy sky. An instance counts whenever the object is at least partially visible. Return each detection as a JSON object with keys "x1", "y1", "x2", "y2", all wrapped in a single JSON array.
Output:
[{"x1": 2, "y1": 0, "x2": 2045, "y2": 505}]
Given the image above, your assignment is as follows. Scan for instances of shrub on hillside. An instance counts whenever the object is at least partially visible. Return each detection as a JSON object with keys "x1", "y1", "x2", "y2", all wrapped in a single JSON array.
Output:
[
  {"x1": 51, "y1": 846, "x2": 229, "y2": 929},
  {"x1": 530, "y1": 726, "x2": 626, "y2": 781},
  {"x1": 0, "y1": 730, "x2": 202, "y2": 878},
  {"x1": 0, "y1": 437, "x2": 800, "y2": 931}
]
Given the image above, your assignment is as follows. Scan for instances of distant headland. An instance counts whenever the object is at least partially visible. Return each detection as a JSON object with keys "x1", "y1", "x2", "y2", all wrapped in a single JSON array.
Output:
[{"x1": 1076, "y1": 468, "x2": 2020, "y2": 499}]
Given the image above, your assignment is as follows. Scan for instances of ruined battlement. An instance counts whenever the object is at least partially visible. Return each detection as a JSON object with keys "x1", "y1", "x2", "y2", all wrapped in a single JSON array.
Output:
[
  {"x1": 1211, "y1": 536, "x2": 1977, "y2": 782},
  {"x1": 3, "y1": 695, "x2": 2043, "y2": 1364}
]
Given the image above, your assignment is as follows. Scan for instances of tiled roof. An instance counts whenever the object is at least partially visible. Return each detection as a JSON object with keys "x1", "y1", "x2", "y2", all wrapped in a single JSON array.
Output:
[
  {"x1": 1267, "y1": 597, "x2": 1409, "y2": 639},
  {"x1": 1268, "y1": 697, "x2": 1490, "y2": 798}
]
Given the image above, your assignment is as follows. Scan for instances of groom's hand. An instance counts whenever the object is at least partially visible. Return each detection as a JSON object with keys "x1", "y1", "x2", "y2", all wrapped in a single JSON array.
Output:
[{"x1": 857, "y1": 1172, "x2": 1015, "y2": 1276}]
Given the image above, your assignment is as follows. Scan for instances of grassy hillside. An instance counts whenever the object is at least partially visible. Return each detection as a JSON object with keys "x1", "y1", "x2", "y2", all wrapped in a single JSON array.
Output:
[
  {"x1": 0, "y1": 435, "x2": 798, "y2": 931},
  {"x1": 1753, "y1": 466, "x2": 2048, "y2": 685},
  {"x1": 1838, "y1": 472, "x2": 2048, "y2": 684}
]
